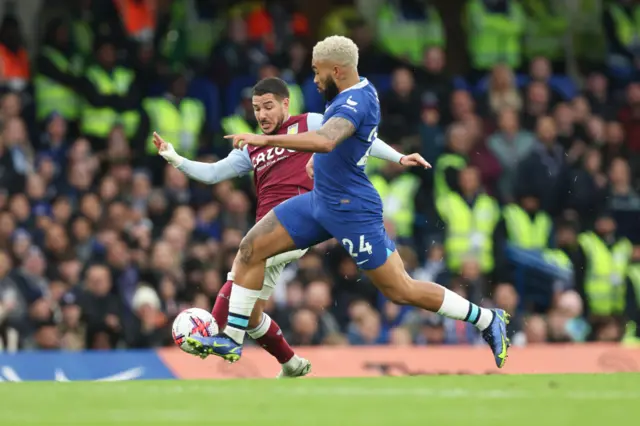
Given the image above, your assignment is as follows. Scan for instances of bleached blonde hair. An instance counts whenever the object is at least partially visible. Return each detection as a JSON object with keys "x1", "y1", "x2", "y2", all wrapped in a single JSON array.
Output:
[{"x1": 312, "y1": 35, "x2": 359, "y2": 68}]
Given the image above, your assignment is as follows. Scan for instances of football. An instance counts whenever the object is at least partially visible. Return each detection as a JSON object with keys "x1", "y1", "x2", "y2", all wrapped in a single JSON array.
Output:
[{"x1": 172, "y1": 308, "x2": 218, "y2": 355}]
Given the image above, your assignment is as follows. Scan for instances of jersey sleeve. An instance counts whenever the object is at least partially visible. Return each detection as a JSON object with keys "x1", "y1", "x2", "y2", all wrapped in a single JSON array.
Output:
[
  {"x1": 371, "y1": 137, "x2": 404, "y2": 163},
  {"x1": 177, "y1": 148, "x2": 252, "y2": 184},
  {"x1": 330, "y1": 94, "x2": 365, "y2": 129},
  {"x1": 306, "y1": 113, "x2": 324, "y2": 131}
]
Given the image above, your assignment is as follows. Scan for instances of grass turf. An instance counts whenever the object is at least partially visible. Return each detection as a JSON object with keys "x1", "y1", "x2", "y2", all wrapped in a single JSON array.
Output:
[{"x1": 1, "y1": 374, "x2": 639, "y2": 425}]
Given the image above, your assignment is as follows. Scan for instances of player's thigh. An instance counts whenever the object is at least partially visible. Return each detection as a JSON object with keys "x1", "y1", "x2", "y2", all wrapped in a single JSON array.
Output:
[
  {"x1": 272, "y1": 192, "x2": 331, "y2": 250},
  {"x1": 322, "y1": 211, "x2": 396, "y2": 270},
  {"x1": 258, "y1": 261, "x2": 287, "y2": 301},
  {"x1": 361, "y1": 250, "x2": 413, "y2": 304}
]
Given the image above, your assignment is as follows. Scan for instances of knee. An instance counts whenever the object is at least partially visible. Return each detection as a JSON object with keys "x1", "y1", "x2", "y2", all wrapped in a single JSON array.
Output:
[{"x1": 238, "y1": 236, "x2": 258, "y2": 265}]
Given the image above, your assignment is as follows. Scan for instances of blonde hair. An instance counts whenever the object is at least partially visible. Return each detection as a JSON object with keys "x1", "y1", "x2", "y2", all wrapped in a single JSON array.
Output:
[
  {"x1": 312, "y1": 35, "x2": 359, "y2": 68},
  {"x1": 489, "y1": 65, "x2": 522, "y2": 113}
]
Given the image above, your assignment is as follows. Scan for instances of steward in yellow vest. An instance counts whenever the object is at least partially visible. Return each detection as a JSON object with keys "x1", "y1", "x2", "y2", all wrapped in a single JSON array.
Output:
[
  {"x1": 221, "y1": 87, "x2": 261, "y2": 136},
  {"x1": 503, "y1": 194, "x2": 552, "y2": 250},
  {"x1": 521, "y1": 0, "x2": 568, "y2": 63},
  {"x1": 35, "y1": 18, "x2": 83, "y2": 123},
  {"x1": 79, "y1": 38, "x2": 141, "y2": 148},
  {"x1": 604, "y1": 0, "x2": 640, "y2": 69},
  {"x1": 436, "y1": 166, "x2": 500, "y2": 274},
  {"x1": 370, "y1": 161, "x2": 421, "y2": 241},
  {"x1": 433, "y1": 123, "x2": 470, "y2": 201},
  {"x1": 623, "y1": 246, "x2": 640, "y2": 345},
  {"x1": 464, "y1": 0, "x2": 526, "y2": 71},
  {"x1": 377, "y1": 0, "x2": 445, "y2": 65},
  {"x1": 142, "y1": 75, "x2": 205, "y2": 160},
  {"x1": 576, "y1": 214, "x2": 632, "y2": 318}
]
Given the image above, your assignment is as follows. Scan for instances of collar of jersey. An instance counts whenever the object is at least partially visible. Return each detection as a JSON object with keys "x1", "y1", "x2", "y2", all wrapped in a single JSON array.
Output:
[{"x1": 341, "y1": 77, "x2": 369, "y2": 94}]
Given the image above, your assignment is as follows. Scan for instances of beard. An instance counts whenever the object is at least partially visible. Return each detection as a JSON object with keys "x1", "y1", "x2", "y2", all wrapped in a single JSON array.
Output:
[
  {"x1": 322, "y1": 77, "x2": 340, "y2": 103},
  {"x1": 261, "y1": 115, "x2": 285, "y2": 135}
]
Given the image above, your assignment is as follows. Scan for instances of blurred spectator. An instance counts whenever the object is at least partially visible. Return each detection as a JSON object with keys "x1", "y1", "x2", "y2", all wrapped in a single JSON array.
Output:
[
  {"x1": 575, "y1": 214, "x2": 631, "y2": 332},
  {"x1": 584, "y1": 70, "x2": 616, "y2": 119},
  {"x1": 601, "y1": 120, "x2": 628, "y2": 171},
  {"x1": 524, "y1": 57, "x2": 563, "y2": 106},
  {"x1": 608, "y1": 158, "x2": 640, "y2": 242},
  {"x1": 464, "y1": 0, "x2": 525, "y2": 79},
  {"x1": 414, "y1": 47, "x2": 453, "y2": 120},
  {"x1": 516, "y1": 116, "x2": 568, "y2": 216},
  {"x1": 0, "y1": 15, "x2": 30, "y2": 92},
  {"x1": 142, "y1": 73, "x2": 206, "y2": 163},
  {"x1": 349, "y1": 19, "x2": 395, "y2": 76},
  {"x1": 465, "y1": 114, "x2": 502, "y2": 196},
  {"x1": 376, "y1": 0, "x2": 444, "y2": 66},
  {"x1": 380, "y1": 67, "x2": 422, "y2": 140},
  {"x1": 289, "y1": 308, "x2": 322, "y2": 345},
  {"x1": 617, "y1": 82, "x2": 640, "y2": 154},
  {"x1": 521, "y1": 2, "x2": 568, "y2": 70},
  {"x1": 436, "y1": 166, "x2": 500, "y2": 276},
  {"x1": 371, "y1": 148, "x2": 420, "y2": 242},
  {"x1": 478, "y1": 64, "x2": 522, "y2": 118},
  {"x1": 245, "y1": 0, "x2": 309, "y2": 56},
  {"x1": 603, "y1": 0, "x2": 640, "y2": 79},
  {"x1": 521, "y1": 82, "x2": 551, "y2": 131},
  {"x1": 78, "y1": 37, "x2": 142, "y2": 151},
  {"x1": 210, "y1": 16, "x2": 268, "y2": 86},
  {"x1": 34, "y1": 18, "x2": 82, "y2": 127},
  {"x1": 488, "y1": 108, "x2": 535, "y2": 203},
  {"x1": 319, "y1": 0, "x2": 362, "y2": 39},
  {"x1": 566, "y1": 148, "x2": 608, "y2": 227},
  {"x1": 433, "y1": 122, "x2": 471, "y2": 200}
]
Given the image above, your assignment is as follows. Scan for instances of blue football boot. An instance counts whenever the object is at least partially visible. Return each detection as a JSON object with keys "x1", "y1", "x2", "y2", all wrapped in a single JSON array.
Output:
[
  {"x1": 187, "y1": 334, "x2": 243, "y2": 363},
  {"x1": 482, "y1": 309, "x2": 511, "y2": 368}
]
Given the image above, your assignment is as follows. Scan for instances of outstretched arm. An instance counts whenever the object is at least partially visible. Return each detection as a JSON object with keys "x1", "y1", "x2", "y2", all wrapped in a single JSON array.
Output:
[
  {"x1": 226, "y1": 117, "x2": 356, "y2": 153},
  {"x1": 153, "y1": 132, "x2": 253, "y2": 184}
]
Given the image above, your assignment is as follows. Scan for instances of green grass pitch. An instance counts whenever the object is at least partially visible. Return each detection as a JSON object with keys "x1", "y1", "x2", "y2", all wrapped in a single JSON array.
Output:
[{"x1": 1, "y1": 374, "x2": 639, "y2": 425}]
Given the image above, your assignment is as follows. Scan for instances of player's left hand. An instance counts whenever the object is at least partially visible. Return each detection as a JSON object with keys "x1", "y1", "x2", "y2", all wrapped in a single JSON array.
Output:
[
  {"x1": 400, "y1": 153, "x2": 431, "y2": 169},
  {"x1": 224, "y1": 133, "x2": 268, "y2": 149}
]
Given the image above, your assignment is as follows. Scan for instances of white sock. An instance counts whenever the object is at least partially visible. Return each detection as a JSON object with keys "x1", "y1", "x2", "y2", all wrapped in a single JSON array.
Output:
[
  {"x1": 225, "y1": 283, "x2": 261, "y2": 344},
  {"x1": 437, "y1": 288, "x2": 494, "y2": 331},
  {"x1": 247, "y1": 313, "x2": 271, "y2": 340}
]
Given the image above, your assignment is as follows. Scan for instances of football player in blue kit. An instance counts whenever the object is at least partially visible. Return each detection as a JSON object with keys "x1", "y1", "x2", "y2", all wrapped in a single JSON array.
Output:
[{"x1": 189, "y1": 36, "x2": 510, "y2": 369}]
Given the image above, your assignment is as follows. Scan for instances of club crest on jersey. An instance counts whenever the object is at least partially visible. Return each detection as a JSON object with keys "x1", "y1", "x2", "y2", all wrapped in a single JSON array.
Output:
[{"x1": 287, "y1": 123, "x2": 299, "y2": 134}]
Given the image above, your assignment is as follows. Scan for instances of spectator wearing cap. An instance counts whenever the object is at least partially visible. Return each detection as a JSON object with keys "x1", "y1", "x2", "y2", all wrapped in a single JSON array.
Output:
[{"x1": 125, "y1": 285, "x2": 169, "y2": 348}]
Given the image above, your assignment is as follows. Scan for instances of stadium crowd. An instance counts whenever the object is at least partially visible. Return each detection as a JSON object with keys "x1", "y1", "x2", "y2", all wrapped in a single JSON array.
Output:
[{"x1": 0, "y1": 0, "x2": 639, "y2": 352}]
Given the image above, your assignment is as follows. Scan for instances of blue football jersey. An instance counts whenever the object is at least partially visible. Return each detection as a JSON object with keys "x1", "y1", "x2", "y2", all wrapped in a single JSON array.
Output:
[{"x1": 313, "y1": 78, "x2": 382, "y2": 210}]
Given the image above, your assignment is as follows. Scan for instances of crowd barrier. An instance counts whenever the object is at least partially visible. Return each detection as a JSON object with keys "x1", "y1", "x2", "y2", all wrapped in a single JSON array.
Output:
[{"x1": 0, "y1": 344, "x2": 638, "y2": 381}]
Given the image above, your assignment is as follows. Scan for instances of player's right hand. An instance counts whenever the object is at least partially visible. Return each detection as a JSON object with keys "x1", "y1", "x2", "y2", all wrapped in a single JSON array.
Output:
[
  {"x1": 153, "y1": 132, "x2": 183, "y2": 167},
  {"x1": 306, "y1": 156, "x2": 314, "y2": 179}
]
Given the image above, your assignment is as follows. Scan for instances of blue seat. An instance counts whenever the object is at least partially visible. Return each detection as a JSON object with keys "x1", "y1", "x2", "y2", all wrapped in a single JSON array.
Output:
[
  {"x1": 453, "y1": 76, "x2": 470, "y2": 91},
  {"x1": 224, "y1": 75, "x2": 257, "y2": 116},
  {"x1": 301, "y1": 76, "x2": 324, "y2": 113},
  {"x1": 474, "y1": 73, "x2": 529, "y2": 94},
  {"x1": 188, "y1": 78, "x2": 221, "y2": 132},
  {"x1": 549, "y1": 76, "x2": 577, "y2": 100}
]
